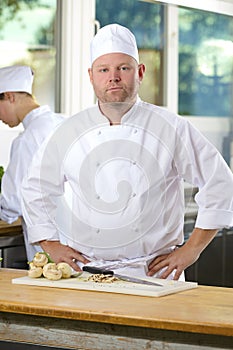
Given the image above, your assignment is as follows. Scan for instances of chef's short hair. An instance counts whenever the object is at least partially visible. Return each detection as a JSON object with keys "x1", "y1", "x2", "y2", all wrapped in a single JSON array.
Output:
[{"x1": 0, "y1": 91, "x2": 32, "y2": 100}]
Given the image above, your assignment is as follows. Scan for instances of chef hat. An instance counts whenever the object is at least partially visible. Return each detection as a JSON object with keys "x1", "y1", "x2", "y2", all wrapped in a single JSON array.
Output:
[
  {"x1": 0, "y1": 65, "x2": 34, "y2": 95},
  {"x1": 90, "y1": 23, "x2": 139, "y2": 65}
]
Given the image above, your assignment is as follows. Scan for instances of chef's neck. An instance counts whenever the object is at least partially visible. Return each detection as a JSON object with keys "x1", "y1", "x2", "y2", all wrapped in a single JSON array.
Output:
[
  {"x1": 18, "y1": 100, "x2": 40, "y2": 122},
  {"x1": 98, "y1": 100, "x2": 135, "y2": 125}
]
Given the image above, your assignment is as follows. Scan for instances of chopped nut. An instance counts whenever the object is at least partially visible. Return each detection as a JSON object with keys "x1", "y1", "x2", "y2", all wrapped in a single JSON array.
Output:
[{"x1": 87, "y1": 274, "x2": 120, "y2": 283}]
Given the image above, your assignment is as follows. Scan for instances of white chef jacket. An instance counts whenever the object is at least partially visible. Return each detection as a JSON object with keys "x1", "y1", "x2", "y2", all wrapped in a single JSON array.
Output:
[
  {"x1": 0, "y1": 105, "x2": 65, "y2": 261},
  {"x1": 21, "y1": 100, "x2": 233, "y2": 277}
]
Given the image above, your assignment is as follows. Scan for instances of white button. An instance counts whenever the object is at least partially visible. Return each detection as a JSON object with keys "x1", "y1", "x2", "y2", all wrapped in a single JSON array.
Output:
[
  {"x1": 134, "y1": 129, "x2": 138, "y2": 134},
  {"x1": 96, "y1": 229, "x2": 100, "y2": 233}
]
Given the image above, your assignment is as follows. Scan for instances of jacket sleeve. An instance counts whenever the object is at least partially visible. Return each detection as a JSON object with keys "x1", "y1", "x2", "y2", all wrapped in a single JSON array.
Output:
[
  {"x1": 0, "y1": 135, "x2": 26, "y2": 223},
  {"x1": 21, "y1": 135, "x2": 65, "y2": 244},
  {"x1": 176, "y1": 118, "x2": 233, "y2": 229}
]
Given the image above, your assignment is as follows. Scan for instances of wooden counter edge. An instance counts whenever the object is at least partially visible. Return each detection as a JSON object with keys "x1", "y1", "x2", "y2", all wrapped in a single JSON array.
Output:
[
  {"x1": 1, "y1": 268, "x2": 233, "y2": 338},
  {"x1": 1, "y1": 305, "x2": 232, "y2": 337}
]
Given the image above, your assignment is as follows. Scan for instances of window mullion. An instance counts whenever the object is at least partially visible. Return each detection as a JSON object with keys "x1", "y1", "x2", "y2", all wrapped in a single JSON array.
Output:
[
  {"x1": 164, "y1": 4, "x2": 179, "y2": 113},
  {"x1": 58, "y1": 0, "x2": 96, "y2": 116}
]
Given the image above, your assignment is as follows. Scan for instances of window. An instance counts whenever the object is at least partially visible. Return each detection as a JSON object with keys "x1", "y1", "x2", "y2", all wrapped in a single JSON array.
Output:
[
  {"x1": 179, "y1": 8, "x2": 233, "y2": 117},
  {"x1": 178, "y1": 6, "x2": 233, "y2": 163},
  {"x1": 0, "y1": 0, "x2": 57, "y2": 167},
  {"x1": 0, "y1": 0, "x2": 57, "y2": 109}
]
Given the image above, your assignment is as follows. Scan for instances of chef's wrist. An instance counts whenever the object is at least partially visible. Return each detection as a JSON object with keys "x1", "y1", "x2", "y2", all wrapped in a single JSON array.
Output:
[{"x1": 39, "y1": 239, "x2": 59, "y2": 250}]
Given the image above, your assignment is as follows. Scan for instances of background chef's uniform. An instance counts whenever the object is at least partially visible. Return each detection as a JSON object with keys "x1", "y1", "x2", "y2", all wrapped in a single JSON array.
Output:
[{"x1": 0, "y1": 65, "x2": 65, "y2": 262}]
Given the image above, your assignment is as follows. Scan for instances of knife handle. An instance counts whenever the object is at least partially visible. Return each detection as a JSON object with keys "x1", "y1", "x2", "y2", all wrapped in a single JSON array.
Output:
[{"x1": 82, "y1": 266, "x2": 114, "y2": 276}]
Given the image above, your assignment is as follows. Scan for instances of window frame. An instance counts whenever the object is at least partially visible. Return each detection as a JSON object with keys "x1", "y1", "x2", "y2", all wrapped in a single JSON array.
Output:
[
  {"x1": 150, "y1": 0, "x2": 233, "y2": 17},
  {"x1": 58, "y1": 0, "x2": 232, "y2": 116}
]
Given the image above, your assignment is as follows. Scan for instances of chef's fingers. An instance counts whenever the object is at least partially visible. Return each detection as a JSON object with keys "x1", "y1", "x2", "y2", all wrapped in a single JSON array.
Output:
[
  {"x1": 147, "y1": 253, "x2": 170, "y2": 270},
  {"x1": 69, "y1": 260, "x2": 82, "y2": 271},
  {"x1": 159, "y1": 265, "x2": 183, "y2": 280},
  {"x1": 147, "y1": 258, "x2": 169, "y2": 276},
  {"x1": 147, "y1": 259, "x2": 183, "y2": 280},
  {"x1": 147, "y1": 252, "x2": 177, "y2": 276},
  {"x1": 173, "y1": 268, "x2": 183, "y2": 281},
  {"x1": 71, "y1": 251, "x2": 90, "y2": 265},
  {"x1": 72, "y1": 258, "x2": 90, "y2": 271},
  {"x1": 63, "y1": 251, "x2": 90, "y2": 272}
]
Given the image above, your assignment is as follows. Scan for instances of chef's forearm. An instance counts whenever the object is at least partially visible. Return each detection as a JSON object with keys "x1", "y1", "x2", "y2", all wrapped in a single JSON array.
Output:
[
  {"x1": 185, "y1": 227, "x2": 218, "y2": 257},
  {"x1": 40, "y1": 240, "x2": 59, "y2": 251}
]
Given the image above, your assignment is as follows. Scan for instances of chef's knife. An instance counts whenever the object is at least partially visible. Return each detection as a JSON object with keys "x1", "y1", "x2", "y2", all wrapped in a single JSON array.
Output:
[{"x1": 82, "y1": 266, "x2": 163, "y2": 287}]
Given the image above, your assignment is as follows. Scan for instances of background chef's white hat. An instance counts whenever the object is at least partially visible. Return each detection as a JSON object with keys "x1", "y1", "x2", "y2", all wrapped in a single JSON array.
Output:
[
  {"x1": 0, "y1": 65, "x2": 34, "y2": 94},
  {"x1": 90, "y1": 23, "x2": 139, "y2": 65}
]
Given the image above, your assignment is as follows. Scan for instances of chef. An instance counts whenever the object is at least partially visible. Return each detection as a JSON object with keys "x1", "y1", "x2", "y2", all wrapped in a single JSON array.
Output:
[
  {"x1": 0, "y1": 65, "x2": 65, "y2": 262},
  {"x1": 21, "y1": 24, "x2": 233, "y2": 280}
]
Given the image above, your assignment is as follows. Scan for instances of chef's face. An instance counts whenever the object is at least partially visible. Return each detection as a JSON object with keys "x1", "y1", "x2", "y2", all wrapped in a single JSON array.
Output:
[
  {"x1": 0, "y1": 92, "x2": 20, "y2": 128},
  {"x1": 88, "y1": 53, "x2": 145, "y2": 105}
]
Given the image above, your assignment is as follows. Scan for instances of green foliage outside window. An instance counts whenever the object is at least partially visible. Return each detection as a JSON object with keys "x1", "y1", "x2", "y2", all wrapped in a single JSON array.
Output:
[
  {"x1": 0, "y1": 0, "x2": 38, "y2": 32},
  {"x1": 0, "y1": 0, "x2": 55, "y2": 45},
  {"x1": 179, "y1": 8, "x2": 233, "y2": 116},
  {"x1": 0, "y1": 166, "x2": 4, "y2": 193}
]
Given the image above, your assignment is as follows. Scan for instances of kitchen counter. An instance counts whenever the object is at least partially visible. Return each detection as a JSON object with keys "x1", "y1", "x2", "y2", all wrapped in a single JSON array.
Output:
[
  {"x1": 0, "y1": 268, "x2": 233, "y2": 349},
  {"x1": 0, "y1": 218, "x2": 22, "y2": 236}
]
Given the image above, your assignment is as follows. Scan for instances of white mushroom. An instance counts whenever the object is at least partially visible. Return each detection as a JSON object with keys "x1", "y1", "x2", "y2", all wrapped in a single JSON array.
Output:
[
  {"x1": 43, "y1": 263, "x2": 62, "y2": 280},
  {"x1": 57, "y1": 262, "x2": 72, "y2": 278},
  {"x1": 28, "y1": 262, "x2": 43, "y2": 278},
  {"x1": 33, "y1": 252, "x2": 49, "y2": 267}
]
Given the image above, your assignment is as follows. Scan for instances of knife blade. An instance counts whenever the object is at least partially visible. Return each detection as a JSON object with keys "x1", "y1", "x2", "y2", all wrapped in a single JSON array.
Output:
[{"x1": 82, "y1": 266, "x2": 163, "y2": 287}]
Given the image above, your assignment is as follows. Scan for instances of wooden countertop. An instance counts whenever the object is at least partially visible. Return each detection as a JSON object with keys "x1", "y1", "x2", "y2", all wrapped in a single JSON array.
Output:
[
  {"x1": 0, "y1": 218, "x2": 22, "y2": 236},
  {"x1": 0, "y1": 268, "x2": 232, "y2": 337}
]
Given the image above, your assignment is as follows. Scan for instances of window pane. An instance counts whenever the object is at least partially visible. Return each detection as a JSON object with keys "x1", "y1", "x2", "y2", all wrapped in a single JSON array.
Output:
[
  {"x1": 179, "y1": 8, "x2": 233, "y2": 117},
  {"x1": 0, "y1": 0, "x2": 57, "y2": 109},
  {"x1": 95, "y1": 0, "x2": 164, "y2": 106}
]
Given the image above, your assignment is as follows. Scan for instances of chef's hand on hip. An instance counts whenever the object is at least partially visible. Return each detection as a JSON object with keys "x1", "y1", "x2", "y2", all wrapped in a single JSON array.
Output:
[
  {"x1": 146, "y1": 245, "x2": 199, "y2": 280},
  {"x1": 147, "y1": 227, "x2": 218, "y2": 280},
  {"x1": 40, "y1": 240, "x2": 90, "y2": 271}
]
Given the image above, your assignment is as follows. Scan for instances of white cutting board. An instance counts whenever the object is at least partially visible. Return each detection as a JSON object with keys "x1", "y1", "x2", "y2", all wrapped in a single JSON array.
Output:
[{"x1": 12, "y1": 272, "x2": 198, "y2": 297}]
